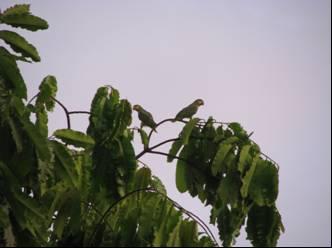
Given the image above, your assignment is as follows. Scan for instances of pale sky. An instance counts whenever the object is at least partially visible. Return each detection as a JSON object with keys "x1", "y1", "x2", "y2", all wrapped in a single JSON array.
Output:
[{"x1": 0, "y1": 0, "x2": 331, "y2": 246}]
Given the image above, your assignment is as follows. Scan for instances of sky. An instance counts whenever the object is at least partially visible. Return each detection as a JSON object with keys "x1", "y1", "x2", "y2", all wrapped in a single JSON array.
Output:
[{"x1": 0, "y1": 0, "x2": 331, "y2": 246}]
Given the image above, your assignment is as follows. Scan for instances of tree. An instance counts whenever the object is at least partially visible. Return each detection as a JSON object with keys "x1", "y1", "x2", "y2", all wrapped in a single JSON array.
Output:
[{"x1": 0, "y1": 4, "x2": 284, "y2": 247}]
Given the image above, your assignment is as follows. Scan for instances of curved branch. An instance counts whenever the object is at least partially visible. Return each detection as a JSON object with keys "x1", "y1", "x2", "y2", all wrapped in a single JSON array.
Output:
[
  {"x1": 28, "y1": 93, "x2": 71, "y2": 129},
  {"x1": 147, "y1": 118, "x2": 175, "y2": 143},
  {"x1": 87, "y1": 188, "x2": 153, "y2": 246},
  {"x1": 50, "y1": 96, "x2": 71, "y2": 129},
  {"x1": 81, "y1": 201, "x2": 113, "y2": 231},
  {"x1": 27, "y1": 93, "x2": 39, "y2": 105},
  {"x1": 137, "y1": 159, "x2": 150, "y2": 168},
  {"x1": 88, "y1": 187, "x2": 218, "y2": 247},
  {"x1": 153, "y1": 189, "x2": 219, "y2": 246}
]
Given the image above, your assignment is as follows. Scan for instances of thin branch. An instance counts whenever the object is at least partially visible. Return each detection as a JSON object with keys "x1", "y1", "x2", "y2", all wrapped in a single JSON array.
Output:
[
  {"x1": 68, "y1": 111, "x2": 91, "y2": 115},
  {"x1": 147, "y1": 118, "x2": 175, "y2": 143},
  {"x1": 81, "y1": 201, "x2": 112, "y2": 231},
  {"x1": 137, "y1": 159, "x2": 150, "y2": 168},
  {"x1": 145, "y1": 150, "x2": 190, "y2": 164},
  {"x1": 50, "y1": 96, "x2": 71, "y2": 129},
  {"x1": 152, "y1": 189, "x2": 219, "y2": 246},
  {"x1": 149, "y1": 138, "x2": 179, "y2": 151},
  {"x1": 135, "y1": 138, "x2": 179, "y2": 160},
  {"x1": 27, "y1": 93, "x2": 39, "y2": 105},
  {"x1": 87, "y1": 188, "x2": 153, "y2": 246},
  {"x1": 88, "y1": 187, "x2": 218, "y2": 247}
]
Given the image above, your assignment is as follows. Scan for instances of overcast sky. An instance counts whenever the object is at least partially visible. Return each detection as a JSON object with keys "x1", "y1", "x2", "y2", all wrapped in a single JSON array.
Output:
[{"x1": 0, "y1": 0, "x2": 331, "y2": 246}]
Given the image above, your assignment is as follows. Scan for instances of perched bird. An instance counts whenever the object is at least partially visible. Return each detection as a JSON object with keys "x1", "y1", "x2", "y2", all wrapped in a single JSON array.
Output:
[
  {"x1": 133, "y1": 104, "x2": 157, "y2": 132},
  {"x1": 175, "y1": 99, "x2": 204, "y2": 121}
]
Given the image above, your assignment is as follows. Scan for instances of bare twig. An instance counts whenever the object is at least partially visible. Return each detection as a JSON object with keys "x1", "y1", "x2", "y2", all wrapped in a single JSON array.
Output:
[{"x1": 68, "y1": 111, "x2": 91, "y2": 115}]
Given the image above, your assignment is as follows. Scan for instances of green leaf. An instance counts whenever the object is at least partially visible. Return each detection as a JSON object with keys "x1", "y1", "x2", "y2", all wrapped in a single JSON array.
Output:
[
  {"x1": 176, "y1": 162, "x2": 187, "y2": 193},
  {"x1": 240, "y1": 154, "x2": 259, "y2": 198},
  {"x1": 179, "y1": 219, "x2": 198, "y2": 246},
  {"x1": 134, "y1": 167, "x2": 151, "y2": 190},
  {"x1": 211, "y1": 137, "x2": 239, "y2": 176},
  {"x1": 51, "y1": 141, "x2": 78, "y2": 187},
  {"x1": 53, "y1": 189, "x2": 81, "y2": 238},
  {"x1": 246, "y1": 205, "x2": 284, "y2": 247},
  {"x1": 12, "y1": 191, "x2": 44, "y2": 219},
  {"x1": 249, "y1": 160, "x2": 279, "y2": 206},
  {"x1": 87, "y1": 87, "x2": 109, "y2": 137},
  {"x1": 175, "y1": 148, "x2": 189, "y2": 193},
  {"x1": 2, "y1": 4, "x2": 30, "y2": 16},
  {"x1": 166, "y1": 220, "x2": 182, "y2": 247},
  {"x1": 228, "y1": 122, "x2": 244, "y2": 135},
  {"x1": 0, "y1": 206, "x2": 9, "y2": 228},
  {"x1": 0, "y1": 161, "x2": 19, "y2": 189},
  {"x1": 238, "y1": 145, "x2": 251, "y2": 174},
  {"x1": 217, "y1": 205, "x2": 245, "y2": 247},
  {"x1": 167, "y1": 140, "x2": 183, "y2": 162},
  {"x1": 20, "y1": 117, "x2": 50, "y2": 161},
  {"x1": 0, "y1": 13, "x2": 48, "y2": 32},
  {"x1": 151, "y1": 176, "x2": 167, "y2": 194},
  {"x1": 181, "y1": 118, "x2": 199, "y2": 145},
  {"x1": 138, "y1": 128, "x2": 149, "y2": 149},
  {"x1": 217, "y1": 172, "x2": 241, "y2": 207},
  {"x1": 53, "y1": 129, "x2": 95, "y2": 149},
  {"x1": 0, "y1": 31, "x2": 40, "y2": 61},
  {"x1": 36, "y1": 108, "x2": 48, "y2": 138},
  {"x1": 153, "y1": 201, "x2": 175, "y2": 247},
  {"x1": 7, "y1": 116, "x2": 23, "y2": 153},
  {"x1": 36, "y1": 75, "x2": 58, "y2": 111},
  {"x1": 0, "y1": 47, "x2": 27, "y2": 99}
]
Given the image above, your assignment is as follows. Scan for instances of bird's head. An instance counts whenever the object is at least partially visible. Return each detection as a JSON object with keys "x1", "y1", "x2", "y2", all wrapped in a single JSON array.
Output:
[
  {"x1": 194, "y1": 99, "x2": 204, "y2": 106},
  {"x1": 133, "y1": 104, "x2": 142, "y2": 112}
]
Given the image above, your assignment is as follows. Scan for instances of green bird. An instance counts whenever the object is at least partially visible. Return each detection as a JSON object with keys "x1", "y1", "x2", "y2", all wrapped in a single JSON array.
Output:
[
  {"x1": 174, "y1": 99, "x2": 204, "y2": 121},
  {"x1": 133, "y1": 104, "x2": 158, "y2": 132}
]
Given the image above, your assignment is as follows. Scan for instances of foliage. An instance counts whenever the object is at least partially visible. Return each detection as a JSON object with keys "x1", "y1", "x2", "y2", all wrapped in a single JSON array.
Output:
[{"x1": 0, "y1": 4, "x2": 284, "y2": 247}]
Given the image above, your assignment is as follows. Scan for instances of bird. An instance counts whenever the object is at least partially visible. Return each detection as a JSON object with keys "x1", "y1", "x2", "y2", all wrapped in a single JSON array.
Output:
[
  {"x1": 133, "y1": 104, "x2": 158, "y2": 132},
  {"x1": 174, "y1": 99, "x2": 204, "y2": 121}
]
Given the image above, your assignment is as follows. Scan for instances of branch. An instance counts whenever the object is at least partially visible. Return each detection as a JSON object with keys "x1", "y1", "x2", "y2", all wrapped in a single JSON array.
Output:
[
  {"x1": 153, "y1": 189, "x2": 219, "y2": 246},
  {"x1": 147, "y1": 118, "x2": 176, "y2": 143},
  {"x1": 88, "y1": 187, "x2": 218, "y2": 247},
  {"x1": 81, "y1": 201, "x2": 112, "y2": 231},
  {"x1": 146, "y1": 150, "x2": 190, "y2": 164},
  {"x1": 135, "y1": 138, "x2": 179, "y2": 160},
  {"x1": 50, "y1": 96, "x2": 71, "y2": 129},
  {"x1": 27, "y1": 93, "x2": 39, "y2": 105},
  {"x1": 68, "y1": 111, "x2": 91, "y2": 115},
  {"x1": 87, "y1": 188, "x2": 153, "y2": 246}
]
